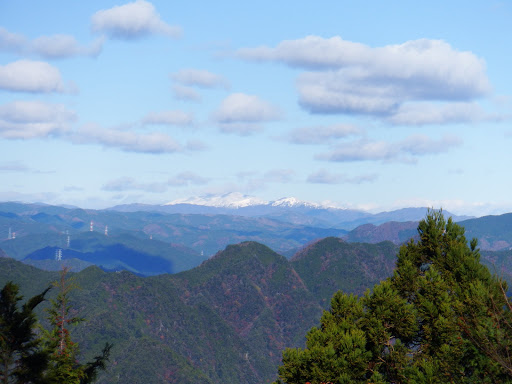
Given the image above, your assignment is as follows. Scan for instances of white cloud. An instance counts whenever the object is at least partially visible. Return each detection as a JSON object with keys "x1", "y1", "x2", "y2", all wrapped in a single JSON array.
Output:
[
  {"x1": 171, "y1": 69, "x2": 229, "y2": 89},
  {"x1": 103, "y1": 172, "x2": 208, "y2": 192},
  {"x1": 213, "y1": 93, "x2": 281, "y2": 135},
  {"x1": 0, "y1": 27, "x2": 104, "y2": 59},
  {"x1": 0, "y1": 27, "x2": 26, "y2": 52},
  {"x1": 31, "y1": 35, "x2": 104, "y2": 59},
  {"x1": 387, "y1": 102, "x2": 489, "y2": 125},
  {"x1": 172, "y1": 85, "x2": 201, "y2": 101},
  {"x1": 0, "y1": 101, "x2": 76, "y2": 139},
  {"x1": 142, "y1": 110, "x2": 194, "y2": 126},
  {"x1": 297, "y1": 71, "x2": 400, "y2": 115},
  {"x1": 317, "y1": 134, "x2": 462, "y2": 163},
  {"x1": 103, "y1": 177, "x2": 168, "y2": 192},
  {"x1": 307, "y1": 169, "x2": 378, "y2": 184},
  {"x1": 286, "y1": 123, "x2": 363, "y2": 144},
  {"x1": 238, "y1": 35, "x2": 370, "y2": 69},
  {"x1": 91, "y1": 0, "x2": 181, "y2": 39},
  {"x1": 399, "y1": 134, "x2": 462, "y2": 156},
  {"x1": 239, "y1": 36, "x2": 491, "y2": 122},
  {"x1": 0, "y1": 60, "x2": 67, "y2": 93},
  {"x1": 218, "y1": 122, "x2": 263, "y2": 136},
  {"x1": 214, "y1": 93, "x2": 281, "y2": 123},
  {"x1": 71, "y1": 124, "x2": 182, "y2": 154}
]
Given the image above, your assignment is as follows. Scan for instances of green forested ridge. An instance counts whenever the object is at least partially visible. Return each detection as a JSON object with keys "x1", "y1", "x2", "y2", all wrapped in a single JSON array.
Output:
[
  {"x1": 0, "y1": 238, "x2": 397, "y2": 383},
  {"x1": 274, "y1": 211, "x2": 512, "y2": 383},
  {"x1": 1, "y1": 211, "x2": 512, "y2": 383},
  {"x1": 291, "y1": 238, "x2": 398, "y2": 307}
]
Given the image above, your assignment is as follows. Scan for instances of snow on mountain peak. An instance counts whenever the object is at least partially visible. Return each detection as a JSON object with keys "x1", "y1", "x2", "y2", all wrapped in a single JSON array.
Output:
[
  {"x1": 271, "y1": 197, "x2": 320, "y2": 208},
  {"x1": 166, "y1": 193, "x2": 328, "y2": 209},
  {"x1": 165, "y1": 192, "x2": 267, "y2": 208}
]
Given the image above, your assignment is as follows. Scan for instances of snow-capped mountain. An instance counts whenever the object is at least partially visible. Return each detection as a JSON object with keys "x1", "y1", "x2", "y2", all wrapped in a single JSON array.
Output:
[
  {"x1": 111, "y1": 192, "x2": 473, "y2": 230},
  {"x1": 165, "y1": 192, "x2": 322, "y2": 209},
  {"x1": 271, "y1": 197, "x2": 321, "y2": 208},
  {"x1": 166, "y1": 192, "x2": 267, "y2": 208}
]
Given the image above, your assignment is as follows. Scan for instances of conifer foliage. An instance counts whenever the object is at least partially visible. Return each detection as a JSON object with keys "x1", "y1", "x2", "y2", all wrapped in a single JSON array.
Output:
[
  {"x1": 41, "y1": 267, "x2": 112, "y2": 384},
  {"x1": 0, "y1": 268, "x2": 111, "y2": 384},
  {"x1": 274, "y1": 210, "x2": 512, "y2": 383},
  {"x1": 0, "y1": 282, "x2": 50, "y2": 384}
]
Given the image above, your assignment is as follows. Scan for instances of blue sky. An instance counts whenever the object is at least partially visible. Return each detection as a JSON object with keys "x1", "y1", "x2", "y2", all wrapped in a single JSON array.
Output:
[{"x1": 0, "y1": 0, "x2": 511, "y2": 215}]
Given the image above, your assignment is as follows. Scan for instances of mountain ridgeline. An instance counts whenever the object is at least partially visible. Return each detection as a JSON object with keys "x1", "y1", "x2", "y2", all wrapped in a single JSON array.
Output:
[
  {"x1": 1, "y1": 201, "x2": 511, "y2": 277},
  {"x1": 0, "y1": 238, "x2": 399, "y2": 384},
  {"x1": 2, "y1": 201, "x2": 512, "y2": 383}
]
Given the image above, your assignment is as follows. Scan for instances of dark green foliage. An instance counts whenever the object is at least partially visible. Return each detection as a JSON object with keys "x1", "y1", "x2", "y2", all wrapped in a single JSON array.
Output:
[
  {"x1": 291, "y1": 238, "x2": 398, "y2": 306},
  {"x1": 0, "y1": 242, "x2": 333, "y2": 383},
  {"x1": 41, "y1": 268, "x2": 111, "y2": 384},
  {"x1": 0, "y1": 268, "x2": 111, "y2": 384},
  {"x1": 5, "y1": 218, "x2": 511, "y2": 384},
  {"x1": 275, "y1": 210, "x2": 512, "y2": 383},
  {"x1": 0, "y1": 282, "x2": 50, "y2": 384}
]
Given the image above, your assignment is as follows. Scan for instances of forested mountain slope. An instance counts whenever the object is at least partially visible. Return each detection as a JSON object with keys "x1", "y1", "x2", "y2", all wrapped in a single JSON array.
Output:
[{"x1": 0, "y1": 238, "x2": 397, "y2": 383}]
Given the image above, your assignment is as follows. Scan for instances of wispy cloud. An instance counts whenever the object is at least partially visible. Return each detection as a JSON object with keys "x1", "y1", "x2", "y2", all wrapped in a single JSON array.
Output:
[
  {"x1": 239, "y1": 36, "x2": 492, "y2": 124},
  {"x1": 185, "y1": 140, "x2": 208, "y2": 151},
  {"x1": 167, "y1": 171, "x2": 209, "y2": 186},
  {"x1": 0, "y1": 27, "x2": 25, "y2": 52},
  {"x1": 172, "y1": 85, "x2": 201, "y2": 102},
  {"x1": 307, "y1": 169, "x2": 378, "y2": 184},
  {"x1": 102, "y1": 172, "x2": 208, "y2": 192},
  {"x1": 171, "y1": 69, "x2": 229, "y2": 89},
  {"x1": 142, "y1": 110, "x2": 194, "y2": 126},
  {"x1": 0, "y1": 27, "x2": 103, "y2": 59},
  {"x1": 30, "y1": 35, "x2": 104, "y2": 59},
  {"x1": 0, "y1": 161, "x2": 31, "y2": 172},
  {"x1": 102, "y1": 177, "x2": 168, "y2": 193},
  {"x1": 316, "y1": 134, "x2": 462, "y2": 163},
  {"x1": 263, "y1": 169, "x2": 295, "y2": 183},
  {"x1": 285, "y1": 123, "x2": 363, "y2": 144},
  {"x1": 213, "y1": 93, "x2": 281, "y2": 135},
  {"x1": 91, "y1": 0, "x2": 182, "y2": 40},
  {"x1": 71, "y1": 124, "x2": 182, "y2": 154},
  {"x1": 0, "y1": 101, "x2": 76, "y2": 139},
  {"x1": 386, "y1": 102, "x2": 494, "y2": 125}
]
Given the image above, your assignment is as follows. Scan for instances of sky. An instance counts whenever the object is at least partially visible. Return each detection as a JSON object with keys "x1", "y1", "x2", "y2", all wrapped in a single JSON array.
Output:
[{"x1": 0, "y1": 1, "x2": 511, "y2": 216}]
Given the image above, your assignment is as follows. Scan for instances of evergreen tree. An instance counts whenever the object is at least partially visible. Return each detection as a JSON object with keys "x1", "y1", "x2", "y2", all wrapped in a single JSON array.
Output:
[
  {"x1": 0, "y1": 268, "x2": 111, "y2": 384},
  {"x1": 274, "y1": 210, "x2": 512, "y2": 383},
  {"x1": 41, "y1": 267, "x2": 111, "y2": 384},
  {"x1": 0, "y1": 282, "x2": 51, "y2": 384}
]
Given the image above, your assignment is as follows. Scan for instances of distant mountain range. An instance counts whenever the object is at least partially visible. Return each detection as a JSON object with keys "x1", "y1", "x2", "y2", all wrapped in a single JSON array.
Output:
[
  {"x1": 111, "y1": 192, "x2": 473, "y2": 229},
  {"x1": 0, "y1": 199, "x2": 511, "y2": 276}
]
